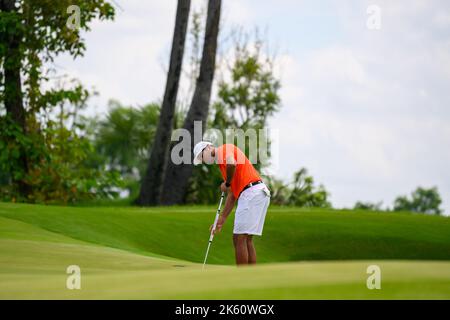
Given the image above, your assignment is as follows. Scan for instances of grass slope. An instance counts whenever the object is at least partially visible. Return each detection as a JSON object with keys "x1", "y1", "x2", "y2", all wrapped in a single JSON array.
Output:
[
  {"x1": 0, "y1": 202, "x2": 450, "y2": 299},
  {"x1": 0, "y1": 203, "x2": 449, "y2": 264}
]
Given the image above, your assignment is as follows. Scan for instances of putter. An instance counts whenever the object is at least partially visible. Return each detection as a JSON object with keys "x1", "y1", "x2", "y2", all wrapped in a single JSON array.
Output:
[{"x1": 202, "y1": 191, "x2": 225, "y2": 270}]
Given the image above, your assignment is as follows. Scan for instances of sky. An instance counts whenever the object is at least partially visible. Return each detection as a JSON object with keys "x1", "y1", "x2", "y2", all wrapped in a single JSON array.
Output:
[{"x1": 54, "y1": 0, "x2": 450, "y2": 214}]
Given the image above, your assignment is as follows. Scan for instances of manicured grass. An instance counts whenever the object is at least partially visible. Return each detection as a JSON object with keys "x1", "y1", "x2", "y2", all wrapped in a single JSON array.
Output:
[
  {"x1": 0, "y1": 202, "x2": 449, "y2": 299},
  {"x1": 0, "y1": 203, "x2": 449, "y2": 264}
]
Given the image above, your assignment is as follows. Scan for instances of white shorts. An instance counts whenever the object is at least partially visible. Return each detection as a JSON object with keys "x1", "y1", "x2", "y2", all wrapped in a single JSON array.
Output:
[{"x1": 233, "y1": 183, "x2": 270, "y2": 236}]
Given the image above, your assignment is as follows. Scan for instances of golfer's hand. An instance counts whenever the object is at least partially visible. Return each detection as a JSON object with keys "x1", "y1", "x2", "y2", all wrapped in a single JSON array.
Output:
[
  {"x1": 210, "y1": 215, "x2": 226, "y2": 234},
  {"x1": 220, "y1": 182, "x2": 230, "y2": 193}
]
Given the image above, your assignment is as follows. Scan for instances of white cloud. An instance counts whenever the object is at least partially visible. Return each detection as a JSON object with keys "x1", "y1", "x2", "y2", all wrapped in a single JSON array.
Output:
[{"x1": 269, "y1": 0, "x2": 450, "y2": 213}]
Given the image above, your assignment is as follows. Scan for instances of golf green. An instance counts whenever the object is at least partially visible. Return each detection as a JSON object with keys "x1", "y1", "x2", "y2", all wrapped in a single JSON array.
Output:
[{"x1": 0, "y1": 202, "x2": 449, "y2": 299}]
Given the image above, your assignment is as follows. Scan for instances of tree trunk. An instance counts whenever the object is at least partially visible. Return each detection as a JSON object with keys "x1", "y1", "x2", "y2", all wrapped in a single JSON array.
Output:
[
  {"x1": 135, "y1": 0, "x2": 191, "y2": 206},
  {"x1": 160, "y1": 0, "x2": 221, "y2": 205},
  {"x1": 1, "y1": 0, "x2": 30, "y2": 196}
]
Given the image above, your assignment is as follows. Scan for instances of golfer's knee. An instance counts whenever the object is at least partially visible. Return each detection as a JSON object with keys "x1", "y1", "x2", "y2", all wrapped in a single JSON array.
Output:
[{"x1": 233, "y1": 234, "x2": 247, "y2": 247}]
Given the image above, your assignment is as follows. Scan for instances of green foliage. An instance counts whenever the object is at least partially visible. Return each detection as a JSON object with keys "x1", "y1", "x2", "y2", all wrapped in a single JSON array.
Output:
[
  {"x1": 0, "y1": 95, "x2": 123, "y2": 203},
  {"x1": 0, "y1": 0, "x2": 116, "y2": 202},
  {"x1": 265, "y1": 175, "x2": 290, "y2": 205},
  {"x1": 27, "y1": 120, "x2": 122, "y2": 204},
  {"x1": 215, "y1": 58, "x2": 280, "y2": 128},
  {"x1": 85, "y1": 100, "x2": 188, "y2": 200},
  {"x1": 394, "y1": 186, "x2": 443, "y2": 215},
  {"x1": 354, "y1": 201, "x2": 383, "y2": 211},
  {"x1": 287, "y1": 168, "x2": 331, "y2": 208},
  {"x1": 0, "y1": 116, "x2": 44, "y2": 186},
  {"x1": 90, "y1": 100, "x2": 160, "y2": 197}
]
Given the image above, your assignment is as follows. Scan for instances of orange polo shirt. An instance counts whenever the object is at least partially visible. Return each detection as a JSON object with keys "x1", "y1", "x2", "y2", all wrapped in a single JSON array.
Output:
[{"x1": 216, "y1": 144, "x2": 261, "y2": 198}]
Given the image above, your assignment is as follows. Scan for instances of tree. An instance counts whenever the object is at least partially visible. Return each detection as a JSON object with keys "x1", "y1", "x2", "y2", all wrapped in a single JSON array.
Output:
[
  {"x1": 0, "y1": 0, "x2": 115, "y2": 200},
  {"x1": 1, "y1": 0, "x2": 28, "y2": 195},
  {"x1": 136, "y1": 0, "x2": 191, "y2": 206},
  {"x1": 354, "y1": 201, "x2": 383, "y2": 211},
  {"x1": 265, "y1": 175, "x2": 289, "y2": 205},
  {"x1": 1, "y1": 77, "x2": 123, "y2": 203},
  {"x1": 91, "y1": 100, "x2": 160, "y2": 197},
  {"x1": 178, "y1": 7, "x2": 203, "y2": 115},
  {"x1": 213, "y1": 30, "x2": 280, "y2": 130},
  {"x1": 393, "y1": 186, "x2": 443, "y2": 215},
  {"x1": 160, "y1": 0, "x2": 221, "y2": 205},
  {"x1": 287, "y1": 168, "x2": 331, "y2": 208}
]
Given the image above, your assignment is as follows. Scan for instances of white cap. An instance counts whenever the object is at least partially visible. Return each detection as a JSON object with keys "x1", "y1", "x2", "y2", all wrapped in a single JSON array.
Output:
[{"x1": 193, "y1": 141, "x2": 213, "y2": 165}]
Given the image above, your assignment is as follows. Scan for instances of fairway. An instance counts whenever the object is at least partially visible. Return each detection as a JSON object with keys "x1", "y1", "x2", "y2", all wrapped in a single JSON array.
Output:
[{"x1": 1, "y1": 202, "x2": 450, "y2": 299}]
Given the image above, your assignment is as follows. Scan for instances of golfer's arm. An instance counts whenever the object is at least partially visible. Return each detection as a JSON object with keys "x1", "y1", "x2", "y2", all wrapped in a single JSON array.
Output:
[
  {"x1": 221, "y1": 192, "x2": 236, "y2": 219},
  {"x1": 225, "y1": 156, "x2": 236, "y2": 184},
  {"x1": 222, "y1": 156, "x2": 237, "y2": 218}
]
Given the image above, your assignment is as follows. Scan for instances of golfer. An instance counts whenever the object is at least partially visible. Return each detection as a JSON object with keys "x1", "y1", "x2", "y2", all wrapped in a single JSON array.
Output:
[{"x1": 193, "y1": 141, "x2": 271, "y2": 265}]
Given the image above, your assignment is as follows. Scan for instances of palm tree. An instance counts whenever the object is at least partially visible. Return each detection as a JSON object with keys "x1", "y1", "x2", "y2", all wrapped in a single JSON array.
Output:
[
  {"x1": 160, "y1": 0, "x2": 221, "y2": 205},
  {"x1": 136, "y1": 0, "x2": 191, "y2": 205}
]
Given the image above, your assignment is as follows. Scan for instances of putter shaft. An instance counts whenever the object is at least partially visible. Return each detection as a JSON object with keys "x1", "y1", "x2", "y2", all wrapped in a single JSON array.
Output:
[{"x1": 202, "y1": 192, "x2": 225, "y2": 269}]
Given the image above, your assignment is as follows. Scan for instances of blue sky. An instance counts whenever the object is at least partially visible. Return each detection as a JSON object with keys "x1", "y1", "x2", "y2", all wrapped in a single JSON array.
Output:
[{"x1": 54, "y1": 0, "x2": 450, "y2": 214}]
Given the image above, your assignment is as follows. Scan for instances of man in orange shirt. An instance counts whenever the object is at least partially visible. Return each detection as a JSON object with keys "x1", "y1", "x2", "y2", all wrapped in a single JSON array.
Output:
[{"x1": 193, "y1": 141, "x2": 271, "y2": 265}]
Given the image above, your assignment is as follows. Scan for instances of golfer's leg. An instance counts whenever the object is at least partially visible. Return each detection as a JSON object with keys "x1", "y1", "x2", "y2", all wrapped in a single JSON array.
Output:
[
  {"x1": 233, "y1": 234, "x2": 248, "y2": 265},
  {"x1": 247, "y1": 235, "x2": 256, "y2": 264}
]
